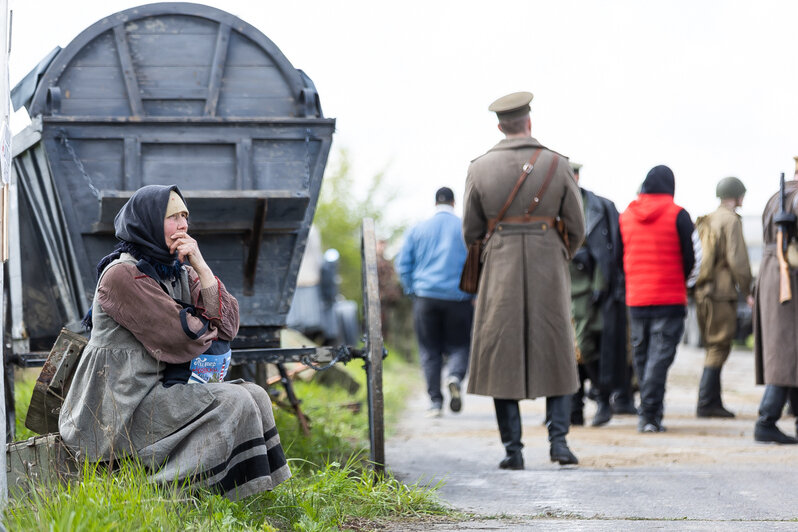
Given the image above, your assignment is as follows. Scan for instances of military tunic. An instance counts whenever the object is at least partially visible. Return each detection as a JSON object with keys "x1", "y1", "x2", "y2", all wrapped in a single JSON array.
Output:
[{"x1": 695, "y1": 205, "x2": 753, "y2": 368}]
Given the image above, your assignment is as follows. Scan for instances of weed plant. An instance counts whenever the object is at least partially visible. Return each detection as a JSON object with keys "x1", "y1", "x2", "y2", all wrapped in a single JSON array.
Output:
[{"x1": 4, "y1": 350, "x2": 448, "y2": 531}]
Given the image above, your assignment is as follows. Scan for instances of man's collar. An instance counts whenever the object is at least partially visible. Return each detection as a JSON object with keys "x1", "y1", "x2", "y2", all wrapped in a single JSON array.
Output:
[{"x1": 436, "y1": 204, "x2": 455, "y2": 214}]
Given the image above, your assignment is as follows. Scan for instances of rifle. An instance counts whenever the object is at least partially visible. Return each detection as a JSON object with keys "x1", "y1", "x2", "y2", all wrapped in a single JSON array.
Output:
[{"x1": 774, "y1": 172, "x2": 795, "y2": 303}]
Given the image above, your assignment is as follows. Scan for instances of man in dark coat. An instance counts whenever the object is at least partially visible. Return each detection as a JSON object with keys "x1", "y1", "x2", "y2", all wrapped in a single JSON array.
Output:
[
  {"x1": 568, "y1": 163, "x2": 629, "y2": 427},
  {"x1": 463, "y1": 91, "x2": 585, "y2": 469},
  {"x1": 753, "y1": 165, "x2": 798, "y2": 444}
]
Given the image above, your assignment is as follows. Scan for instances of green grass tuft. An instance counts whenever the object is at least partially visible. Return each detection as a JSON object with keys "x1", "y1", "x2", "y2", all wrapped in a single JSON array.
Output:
[{"x1": 4, "y1": 348, "x2": 449, "y2": 531}]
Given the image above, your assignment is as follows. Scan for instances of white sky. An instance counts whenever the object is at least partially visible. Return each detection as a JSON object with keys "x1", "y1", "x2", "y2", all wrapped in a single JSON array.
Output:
[{"x1": 9, "y1": 0, "x2": 798, "y2": 232}]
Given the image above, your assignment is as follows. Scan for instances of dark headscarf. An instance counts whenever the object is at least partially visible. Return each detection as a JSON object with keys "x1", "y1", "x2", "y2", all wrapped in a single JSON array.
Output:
[
  {"x1": 640, "y1": 165, "x2": 675, "y2": 195},
  {"x1": 84, "y1": 185, "x2": 187, "y2": 330},
  {"x1": 115, "y1": 185, "x2": 185, "y2": 262}
]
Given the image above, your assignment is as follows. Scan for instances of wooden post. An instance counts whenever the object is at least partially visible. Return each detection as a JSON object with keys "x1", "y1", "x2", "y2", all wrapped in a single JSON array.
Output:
[{"x1": 361, "y1": 218, "x2": 385, "y2": 474}]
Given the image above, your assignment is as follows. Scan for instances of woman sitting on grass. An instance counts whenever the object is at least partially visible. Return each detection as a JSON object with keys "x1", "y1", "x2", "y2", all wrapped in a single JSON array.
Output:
[{"x1": 59, "y1": 184, "x2": 290, "y2": 500}]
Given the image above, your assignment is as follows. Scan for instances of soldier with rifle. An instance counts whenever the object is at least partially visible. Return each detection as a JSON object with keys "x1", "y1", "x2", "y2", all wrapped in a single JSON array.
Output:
[{"x1": 753, "y1": 162, "x2": 798, "y2": 444}]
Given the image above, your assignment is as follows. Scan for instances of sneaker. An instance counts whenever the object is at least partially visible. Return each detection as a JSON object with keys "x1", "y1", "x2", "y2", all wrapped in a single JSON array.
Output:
[
  {"x1": 447, "y1": 377, "x2": 462, "y2": 413},
  {"x1": 425, "y1": 406, "x2": 442, "y2": 418},
  {"x1": 640, "y1": 422, "x2": 659, "y2": 433},
  {"x1": 638, "y1": 421, "x2": 667, "y2": 433}
]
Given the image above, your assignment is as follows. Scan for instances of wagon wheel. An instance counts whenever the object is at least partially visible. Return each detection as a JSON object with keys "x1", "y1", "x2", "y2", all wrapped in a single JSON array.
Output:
[{"x1": 360, "y1": 218, "x2": 384, "y2": 474}]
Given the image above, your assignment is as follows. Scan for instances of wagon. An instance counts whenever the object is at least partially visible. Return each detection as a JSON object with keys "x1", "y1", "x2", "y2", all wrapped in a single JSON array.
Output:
[{"x1": 6, "y1": 2, "x2": 385, "y2": 480}]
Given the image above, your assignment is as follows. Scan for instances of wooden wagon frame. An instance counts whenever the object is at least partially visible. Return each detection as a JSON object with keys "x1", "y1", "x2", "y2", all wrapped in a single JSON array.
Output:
[{"x1": 5, "y1": 2, "x2": 386, "y2": 488}]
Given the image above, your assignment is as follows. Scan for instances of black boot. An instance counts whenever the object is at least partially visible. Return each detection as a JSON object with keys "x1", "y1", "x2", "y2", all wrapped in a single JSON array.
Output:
[
  {"x1": 592, "y1": 394, "x2": 613, "y2": 427},
  {"x1": 494, "y1": 399, "x2": 524, "y2": 469},
  {"x1": 697, "y1": 367, "x2": 735, "y2": 418},
  {"x1": 546, "y1": 395, "x2": 578, "y2": 465},
  {"x1": 754, "y1": 385, "x2": 798, "y2": 444}
]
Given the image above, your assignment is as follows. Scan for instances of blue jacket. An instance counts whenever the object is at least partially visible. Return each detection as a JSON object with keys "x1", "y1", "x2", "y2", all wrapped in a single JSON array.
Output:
[{"x1": 396, "y1": 207, "x2": 472, "y2": 301}]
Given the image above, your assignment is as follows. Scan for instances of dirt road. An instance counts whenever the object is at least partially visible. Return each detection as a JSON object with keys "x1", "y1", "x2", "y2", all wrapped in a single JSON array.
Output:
[{"x1": 385, "y1": 343, "x2": 798, "y2": 530}]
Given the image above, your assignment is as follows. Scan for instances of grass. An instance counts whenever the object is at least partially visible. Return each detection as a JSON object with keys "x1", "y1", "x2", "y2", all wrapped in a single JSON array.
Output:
[{"x1": 4, "y1": 349, "x2": 450, "y2": 531}]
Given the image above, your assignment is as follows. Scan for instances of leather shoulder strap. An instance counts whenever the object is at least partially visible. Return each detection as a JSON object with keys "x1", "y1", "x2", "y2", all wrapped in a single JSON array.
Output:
[
  {"x1": 486, "y1": 149, "x2": 543, "y2": 237},
  {"x1": 524, "y1": 153, "x2": 561, "y2": 215}
]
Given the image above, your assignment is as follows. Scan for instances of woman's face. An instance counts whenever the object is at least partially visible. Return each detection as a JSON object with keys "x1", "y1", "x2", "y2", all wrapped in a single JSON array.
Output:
[{"x1": 164, "y1": 212, "x2": 189, "y2": 248}]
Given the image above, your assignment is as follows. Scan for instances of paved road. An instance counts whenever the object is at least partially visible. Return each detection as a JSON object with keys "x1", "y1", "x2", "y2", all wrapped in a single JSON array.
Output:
[{"x1": 385, "y1": 344, "x2": 798, "y2": 530}]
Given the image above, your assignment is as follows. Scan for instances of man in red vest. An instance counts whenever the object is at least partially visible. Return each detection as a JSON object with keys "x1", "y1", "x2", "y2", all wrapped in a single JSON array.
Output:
[{"x1": 619, "y1": 165, "x2": 695, "y2": 433}]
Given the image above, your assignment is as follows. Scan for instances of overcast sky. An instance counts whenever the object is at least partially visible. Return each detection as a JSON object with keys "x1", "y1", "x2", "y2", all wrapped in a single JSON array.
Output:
[{"x1": 9, "y1": 0, "x2": 798, "y2": 235}]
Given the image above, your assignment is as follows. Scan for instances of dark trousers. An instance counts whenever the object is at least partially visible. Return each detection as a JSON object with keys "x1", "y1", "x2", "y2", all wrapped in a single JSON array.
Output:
[
  {"x1": 413, "y1": 296, "x2": 473, "y2": 406},
  {"x1": 630, "y1": 315, "x2": 685, "y2": 425}
]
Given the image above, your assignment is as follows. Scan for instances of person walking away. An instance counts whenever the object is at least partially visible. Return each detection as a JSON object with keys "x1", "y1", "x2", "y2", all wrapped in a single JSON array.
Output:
[
  {"x1": 396, "y1": 187, "x2": 473, "y2": 417},
  {"x1": 568, "y1": 162, "x2": 628, "y2": 427},
  {"x1": 693, "y1": 177, "x2": 753, "y2": 418},
  {"x1": 463, "y1": 91, "x2": 585, "y2": 469},
  {"x1": 753, "y1": 164, "x2": 798, "y2": 444},
  {"x1": 619, "y1": 165, "x2": 694, "y2": 433}
]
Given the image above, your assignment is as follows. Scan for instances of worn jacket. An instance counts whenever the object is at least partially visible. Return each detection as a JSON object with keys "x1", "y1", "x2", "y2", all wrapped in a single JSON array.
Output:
[
  {"x1": 396, "y1": 205, "x2": 471, "y2": 301},
  {"x1": 754, "y1": 181, "x2": 798, "y2": 386},
  {"x1": 463, "y1": 136, "x2": 584, "y2": 400},
  {"x1": 694, "y1": 205, "x2": 753, "y2": 301}
]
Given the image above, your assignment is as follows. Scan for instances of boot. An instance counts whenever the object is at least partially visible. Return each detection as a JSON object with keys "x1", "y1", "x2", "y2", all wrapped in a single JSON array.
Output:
[
  {"x1": 754, "y1": 385, "x2": 798, "y2": 444},
  {"x1": 546, "y1": 395, "x2": 578, "y2": 465},
  {"x1": 494, "y1": 399, "x2": 524, "y2": 469},
  {"x1": 696, "y1": 367, "x2": 734, "y2": 418},
  {"x1": 611, "y1": 388, "x2": 638, "y2": 415},
  {"x1": 592, "y1": 395, "x2": 613, "y2": 427},
  {"x1": 550, "y1": 441, "x2": 578, "y2": 465}
]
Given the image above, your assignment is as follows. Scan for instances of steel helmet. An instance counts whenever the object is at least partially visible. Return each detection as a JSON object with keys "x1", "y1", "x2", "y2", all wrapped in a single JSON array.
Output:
[{"x1": 716, "y1": 176, "x2": 746, "y2": 199}]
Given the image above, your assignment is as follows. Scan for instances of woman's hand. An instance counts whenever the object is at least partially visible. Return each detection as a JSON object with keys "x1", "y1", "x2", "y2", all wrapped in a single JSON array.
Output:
[{"x1": 169, "y1": 231, "x2": 215, "y2": 288}]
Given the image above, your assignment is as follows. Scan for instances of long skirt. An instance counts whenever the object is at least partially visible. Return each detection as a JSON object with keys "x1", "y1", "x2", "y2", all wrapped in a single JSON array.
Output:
[{"x1": 137, "y1": 381, "x2": 291, "y2": 500}]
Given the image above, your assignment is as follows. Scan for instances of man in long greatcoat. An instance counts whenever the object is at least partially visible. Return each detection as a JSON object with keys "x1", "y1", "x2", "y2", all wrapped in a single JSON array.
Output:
[
  {"x1": 753, "y1": 167, "x2": 798, "y2": 444},
  {"x1": 568, "y1": 163, "x2": 628, "y2": 428},
  {"x1": 463, "y1": 91, "x2": 585, "y2": 469}
]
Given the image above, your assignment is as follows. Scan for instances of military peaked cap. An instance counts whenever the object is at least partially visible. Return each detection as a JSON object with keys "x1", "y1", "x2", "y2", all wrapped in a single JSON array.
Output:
[{"x1": 489, "y1": 91, "x2": 533, "y2": 119}]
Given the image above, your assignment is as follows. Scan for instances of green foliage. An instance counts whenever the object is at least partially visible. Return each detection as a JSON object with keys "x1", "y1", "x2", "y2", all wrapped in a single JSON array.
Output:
[
  {"x1": 314, "y1": 149, "x2": 406, "y2": 304},
  {"x1": 14, "y1": 370, "x2": 36, "y2": 440},
  {"x1": 4, "y1": 350, "x2": 446, "y2": 531}
]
